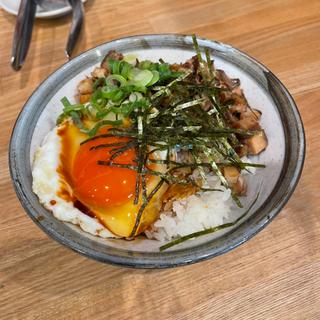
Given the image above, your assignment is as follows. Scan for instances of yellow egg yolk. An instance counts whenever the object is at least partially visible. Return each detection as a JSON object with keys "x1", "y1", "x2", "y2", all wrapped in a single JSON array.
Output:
[
  {"x1": 57, "y1": 121, "x2": 168, "y2": 238},
  {"x1": 72, "y1": 136, "x2": 137, "y2": 208}
]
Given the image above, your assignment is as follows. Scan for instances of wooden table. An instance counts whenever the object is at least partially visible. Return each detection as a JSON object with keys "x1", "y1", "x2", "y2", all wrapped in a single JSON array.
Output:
[{"x1": 1, "y1": 0, "x2": 319, "y2": 319}]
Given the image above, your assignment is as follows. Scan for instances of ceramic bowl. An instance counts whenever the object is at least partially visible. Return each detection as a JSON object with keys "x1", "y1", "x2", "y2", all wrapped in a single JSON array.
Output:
[{"x1": 9, "y1": 34, "x2": 305, "y2": 268}]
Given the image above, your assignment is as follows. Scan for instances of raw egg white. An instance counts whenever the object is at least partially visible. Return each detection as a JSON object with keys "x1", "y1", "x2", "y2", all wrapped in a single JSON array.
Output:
[{"x1": 32, "y1": 121, "x2": 167, "y2": 238}]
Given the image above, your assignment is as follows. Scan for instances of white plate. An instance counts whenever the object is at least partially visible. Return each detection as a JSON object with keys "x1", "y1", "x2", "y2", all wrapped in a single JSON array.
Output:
[{"x1": 0, "y1": 0, "x2": 87, "y2": 19}]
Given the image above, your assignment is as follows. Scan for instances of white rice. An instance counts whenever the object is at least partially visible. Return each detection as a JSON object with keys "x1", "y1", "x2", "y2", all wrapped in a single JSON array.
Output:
[{"x1": 145, "y1": 173, "x2": 234, "y2": 242}]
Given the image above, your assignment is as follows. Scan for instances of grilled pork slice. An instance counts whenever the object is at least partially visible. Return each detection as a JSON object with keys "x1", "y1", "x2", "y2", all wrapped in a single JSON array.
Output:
[
  {"x1": 77, "y1": 78, "x2": 93, "y2": 94},
  {"x1": 101, "y1": 50, "x2": 123, "y2": 69},
  {"x1": 222, "y1": 166, "x2": 247, "y2": 196},
  {"x1": 91, "y1": 67, "x2": 108, "y2": 79},
  {"x1": 246, "y1": 130, "x2": 268, "y2": 155}
]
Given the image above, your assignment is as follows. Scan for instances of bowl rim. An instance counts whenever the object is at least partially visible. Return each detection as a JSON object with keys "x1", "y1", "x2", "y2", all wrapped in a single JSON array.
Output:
[{"x1": 9, "y1": 33, "x2": 305, "y2": 268}]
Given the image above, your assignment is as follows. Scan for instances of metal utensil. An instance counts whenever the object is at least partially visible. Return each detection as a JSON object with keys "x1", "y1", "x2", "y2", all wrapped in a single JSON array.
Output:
[
  {"x1": 11, "y1": 0, "x2": 37, "y2": 70},
  {"x1": 65, "y1": 0, "x2": 84, "y2": 58},
  {"x1": 11, "y1": 0, "x2": 84, "y2": 70}
]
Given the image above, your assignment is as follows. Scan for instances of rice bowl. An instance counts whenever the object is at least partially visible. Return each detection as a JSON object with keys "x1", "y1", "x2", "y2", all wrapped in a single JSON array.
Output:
[{"x1": 9, "y1": 34, "x2": 305, "y2": 267}]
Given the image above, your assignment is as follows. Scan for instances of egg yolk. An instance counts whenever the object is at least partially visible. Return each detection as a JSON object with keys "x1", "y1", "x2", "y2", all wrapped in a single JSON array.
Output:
[{"x1": 72, "y1": 136, "x2": 137, "y2": 208}]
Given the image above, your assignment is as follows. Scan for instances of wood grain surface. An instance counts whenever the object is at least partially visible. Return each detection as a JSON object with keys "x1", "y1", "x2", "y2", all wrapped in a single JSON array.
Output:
[{"x1": 1, "y1": 0, "x2": 320, "y2": 319}]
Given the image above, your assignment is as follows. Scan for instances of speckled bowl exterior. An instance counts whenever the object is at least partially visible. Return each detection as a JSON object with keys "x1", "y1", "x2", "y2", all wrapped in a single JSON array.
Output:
[{"x1": 9, "y1": 34, "x2": 305, "y2": 268}]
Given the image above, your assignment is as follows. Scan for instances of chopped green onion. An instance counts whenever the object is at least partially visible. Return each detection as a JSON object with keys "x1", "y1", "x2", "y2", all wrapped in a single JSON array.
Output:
[
  {"x1": 123, "y1": 54, "x2": 137, "y2": 65},
  {"x1": 147, "y1": 70, "x2": 160, "y2": 86},
  {"x1": 111, "y1": 90, "x2": 125, "y2": 102},
  {"x1": 87, "y1": 119, "x2": 123, "y2": 137},
  {"x1": 108, "y1": 59, "x2": 122, "y2": 74},
  {"x1": 130, "y1": 69, "x2": 154, "y2": 87},
  {"x1": 70, "y1": 111, "x2": 86, "y2": 131},
  {"x1": 105, "y1": 74, "x2": 127, "y2": 87},
  {"x1": 61, "y1": 96, "x2": 72, "y2": 108},
  {"x1": 101, "y1": 86, "x2": 119, "y2": 99},
  {"x1": 138, "y1": 60, "x2": 153, "y2": 70}
]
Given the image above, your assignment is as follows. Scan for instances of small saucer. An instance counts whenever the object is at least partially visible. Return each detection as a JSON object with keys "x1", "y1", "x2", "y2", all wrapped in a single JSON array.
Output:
[{"x1": 0, "y1": 0, "x2": 87, "y2": 19}]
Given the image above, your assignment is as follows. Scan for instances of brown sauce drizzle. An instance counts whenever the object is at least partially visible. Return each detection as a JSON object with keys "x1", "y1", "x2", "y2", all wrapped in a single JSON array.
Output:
[
  {"x1": 56, "y1": 123, "x2": 96, "y2": 219},
  {"x1": 56, "y1": 184, "x2": 74, "y2": 202},
  {"x1": 73, "y1": 200, "x2": 96, "y2": 218},
  {"x1": 57, "y1": 124, "x2": 74, "y2": 188},
  {"x1": 55, "y1": 122, "x2": 108, "y2": 225}
]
